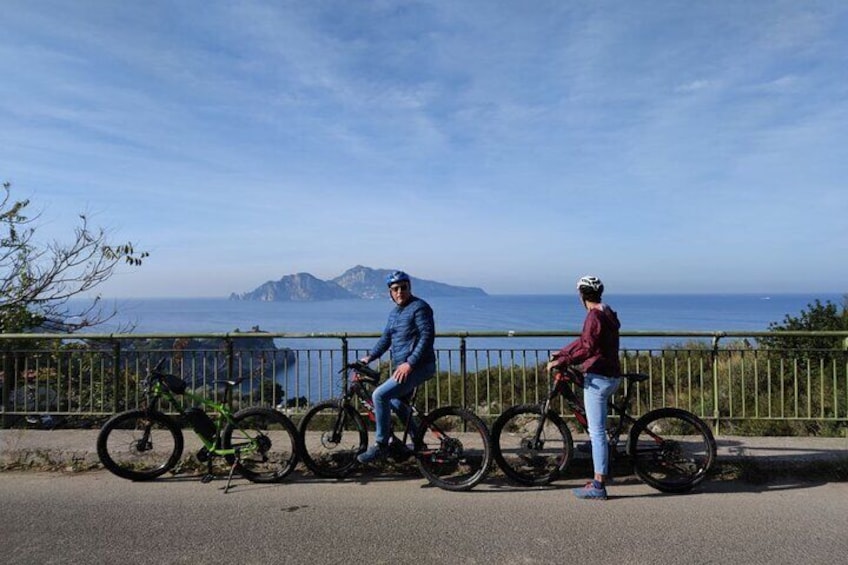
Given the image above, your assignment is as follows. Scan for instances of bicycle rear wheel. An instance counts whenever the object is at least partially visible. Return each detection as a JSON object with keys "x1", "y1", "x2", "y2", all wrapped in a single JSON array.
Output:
[
  {"x1": 223, "y1": 407, "x2": 299, "y2": 483},
  {"x1": 491, "y1": 404, "x2": 573, "y2": 486},
  {"x1": 627, "y1": 407, "x2": 716, "y2": 493},
  {"x1": 299, "y1": 400, "x2": 368, "y2": 478},
  {"x1": 413, "y1": 406, "x2": 492, "y2": 491},
  {"x1": 96, "y1": 409, "x2": 183, "y2": 481}
]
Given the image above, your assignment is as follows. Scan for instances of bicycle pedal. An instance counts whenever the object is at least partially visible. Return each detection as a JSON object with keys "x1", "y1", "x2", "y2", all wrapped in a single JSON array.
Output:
[
  {"x1": 388, "y1": 443, "x2": 414, "y2": 461},
  {"x1": 201, "y1": 474, "x2": 214, "y2": 484}
]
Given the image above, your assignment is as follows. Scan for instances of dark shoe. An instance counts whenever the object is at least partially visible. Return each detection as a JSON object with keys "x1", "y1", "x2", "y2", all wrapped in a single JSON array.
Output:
[
  {"x1": 357, "y1": 442, "x2": 389, "y2": 464},
  {"x1": 572, "y1": 480, "x2": 608, "y2": 500}
]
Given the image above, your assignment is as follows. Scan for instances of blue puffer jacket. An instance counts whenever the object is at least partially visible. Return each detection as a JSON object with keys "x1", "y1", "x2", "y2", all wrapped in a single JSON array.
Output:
[{"x1": 368, "y1": 296, "x2": 436, "y2": 368}]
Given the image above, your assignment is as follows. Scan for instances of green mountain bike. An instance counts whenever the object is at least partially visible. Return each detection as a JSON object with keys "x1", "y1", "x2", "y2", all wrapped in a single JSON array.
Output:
[{"x1": 97, "y1": 359, "x2": 299, "y2": 492}]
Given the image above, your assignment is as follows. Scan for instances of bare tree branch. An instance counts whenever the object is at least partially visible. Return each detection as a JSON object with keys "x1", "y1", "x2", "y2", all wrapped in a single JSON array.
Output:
[{"x1": 1, "y1": 181, "x2": 148, "y2": 332}]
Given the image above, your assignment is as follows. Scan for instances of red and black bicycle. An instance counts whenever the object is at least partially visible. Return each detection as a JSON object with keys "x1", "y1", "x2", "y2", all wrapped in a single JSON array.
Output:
[
  {"x1": 298, "y1": 361, "x2": 492, "y2": 491},
  {"x1": 491, "y1": 367, "x2": 716, "y2": 493}
]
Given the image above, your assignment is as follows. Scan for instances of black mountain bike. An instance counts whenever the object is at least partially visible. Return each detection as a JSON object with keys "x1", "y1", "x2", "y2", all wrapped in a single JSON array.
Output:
[
  {"x1": 97, "y1": 359, "x2": 299, "y2": 492},
  {"x1": 491, "y1": 367, "x2": 716, "y2": 493},
  {"x1": 298, "y1": 361, "x2": 491, "y2": 491}
]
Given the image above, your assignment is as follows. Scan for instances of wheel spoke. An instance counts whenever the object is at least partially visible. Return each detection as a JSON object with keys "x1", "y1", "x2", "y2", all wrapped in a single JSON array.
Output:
[
  {"x1": 492, "y1": 405, "x2": 572, "y2": 486},
  {"x1": 415, "y1": 407, "x2": 491, "y2": 491},
  {"x1": 224, "y1": 408, "x2": 298, "y2": 483},
  {"x1": 299, "y1": 402, "x2": 366, "y2": 478}
]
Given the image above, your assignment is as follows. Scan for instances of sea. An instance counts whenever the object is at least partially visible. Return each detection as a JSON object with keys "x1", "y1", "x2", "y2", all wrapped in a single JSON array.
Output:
[{"x1": 85, "y1": 292, "x2": 843, "y2": 351}]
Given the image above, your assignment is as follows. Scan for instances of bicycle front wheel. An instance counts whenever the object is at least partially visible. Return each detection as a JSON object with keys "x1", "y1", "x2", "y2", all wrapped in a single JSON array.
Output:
[
  {"x1": 414, "y1": 406, "x2": 492, "y2": 491},
  {"x1": 627, "y1": 407, "x2": 716, "y2": 493},
  {"x1": 299, "y1": 401, "x2": 368, "y2": 478},
  {"x1": 491, "y1": 404, "x2": 573, "y2": 486},
  {"x1": 96, "y1": 409, "x2": 184, "y2": 481},
  {"x1": 223, "y1": 407, "x2": 299, "y2": 483}
]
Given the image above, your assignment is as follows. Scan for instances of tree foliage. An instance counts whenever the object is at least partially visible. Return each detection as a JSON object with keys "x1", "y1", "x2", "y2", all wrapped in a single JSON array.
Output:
[
  {"x1": 0, "y1": 181, "x2": 148, "y2": 333},
  {"x1": 757, "y1": 297, "x2": 848, "y2": 354}
]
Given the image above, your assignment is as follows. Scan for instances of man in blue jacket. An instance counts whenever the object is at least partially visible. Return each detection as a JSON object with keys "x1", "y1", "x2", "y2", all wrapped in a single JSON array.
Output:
[{"x1": 357, "y1": 270, "x2": 436, "y2": 463}]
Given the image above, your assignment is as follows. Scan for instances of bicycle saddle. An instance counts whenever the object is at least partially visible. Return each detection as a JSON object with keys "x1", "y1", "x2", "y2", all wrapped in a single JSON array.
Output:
[{"x1": 621, "y1": 373, "x2": 649, "y2": 384}]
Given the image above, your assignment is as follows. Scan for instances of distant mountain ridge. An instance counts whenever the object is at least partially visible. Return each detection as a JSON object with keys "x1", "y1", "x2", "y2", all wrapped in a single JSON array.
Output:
[{"x1": 230, "y1": 265, "x2": 487, "y2": 301}]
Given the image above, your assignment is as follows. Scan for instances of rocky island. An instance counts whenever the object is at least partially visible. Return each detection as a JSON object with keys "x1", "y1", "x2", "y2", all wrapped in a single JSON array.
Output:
[{"x1": 230, "y1": 265, "x2": 487, "y2": 301}]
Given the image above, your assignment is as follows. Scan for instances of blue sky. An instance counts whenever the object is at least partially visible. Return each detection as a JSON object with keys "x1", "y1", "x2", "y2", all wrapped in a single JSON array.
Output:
[{"x1": 2, "y1": 1, "x2": 846, "y2": 297}]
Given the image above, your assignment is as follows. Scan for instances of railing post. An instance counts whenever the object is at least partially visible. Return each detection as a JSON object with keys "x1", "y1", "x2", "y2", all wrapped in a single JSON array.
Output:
[
  {"x1": 1, "y1": 352, "x2": 11, "y2": 428},
  {"x1": 111, "y1": 339, "x2": 121, "y2": 414},
  {"x1": 711, "y1": 333, "x2": 722, "y2": 436},
  {"x1": 341, "y1": 336, "x2": 349, "y2": 396},
  {"x1": 225, "y1": 337, "x2": 234, "y2": 381},
  {"x1": 460, "y1": 336, "x2": 467, "y2": 412}
]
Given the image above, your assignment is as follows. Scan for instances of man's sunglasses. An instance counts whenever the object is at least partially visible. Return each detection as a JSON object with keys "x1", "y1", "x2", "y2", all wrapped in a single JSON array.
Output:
[{"x1": 389, "y1": 284, "x2": 410, "y2": 293}]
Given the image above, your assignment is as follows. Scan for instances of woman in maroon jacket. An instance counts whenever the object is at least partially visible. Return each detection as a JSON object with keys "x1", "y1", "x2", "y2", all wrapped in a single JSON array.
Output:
[{"x1": 547, "y1": 275, "x2": 621, "y2": 500}]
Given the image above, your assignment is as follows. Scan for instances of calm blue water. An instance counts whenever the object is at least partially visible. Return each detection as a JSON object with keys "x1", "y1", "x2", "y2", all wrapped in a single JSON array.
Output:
[{"x1": 88, "y1": 292, "x2": 842, "y2": 348}]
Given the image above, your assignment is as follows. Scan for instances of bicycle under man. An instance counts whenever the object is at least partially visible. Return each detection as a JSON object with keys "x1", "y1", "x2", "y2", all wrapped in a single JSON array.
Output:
[{"x1": 298, "y1": 361, "x2": 492, "y2": 491}]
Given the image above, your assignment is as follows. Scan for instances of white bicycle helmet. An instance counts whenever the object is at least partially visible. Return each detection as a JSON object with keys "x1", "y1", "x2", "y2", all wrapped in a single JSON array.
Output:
[{"x1": 577, "y1": 275, "x2": 604, "y2": 295}]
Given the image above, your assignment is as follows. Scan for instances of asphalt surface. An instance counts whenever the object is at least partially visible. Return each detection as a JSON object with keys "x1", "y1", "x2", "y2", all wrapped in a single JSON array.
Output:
[
  {"x1": 2, "y1": 467, "x2": 847, "y2": 564},
  {"x1": 1, "y1": 429, "x2": 847, "y2": 564}
]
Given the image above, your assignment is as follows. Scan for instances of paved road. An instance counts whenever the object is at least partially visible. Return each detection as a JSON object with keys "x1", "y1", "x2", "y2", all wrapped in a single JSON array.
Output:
[{"x1": 2, "y1": 470, "x2": 846, "y2": 565}]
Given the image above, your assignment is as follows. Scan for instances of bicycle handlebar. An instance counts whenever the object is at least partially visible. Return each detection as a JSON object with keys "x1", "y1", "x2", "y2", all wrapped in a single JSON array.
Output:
[{"x1": 340, "y1": 360, "x2": 381, "y2": 381}]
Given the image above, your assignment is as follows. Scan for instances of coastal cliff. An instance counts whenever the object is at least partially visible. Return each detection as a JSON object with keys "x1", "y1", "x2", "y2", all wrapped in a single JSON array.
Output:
[{"x1": 230, "y1": 265, "x2": 487, "y2": 301}]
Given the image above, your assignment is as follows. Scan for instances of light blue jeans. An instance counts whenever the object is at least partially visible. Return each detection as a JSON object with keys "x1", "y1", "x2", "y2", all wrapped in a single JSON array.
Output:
[
  {"x1": 583, "y1": 372, "x2": 622, "y2": 477},
  {"x1": 372, "y1": 364, "x2": 434, "y2": 444}
]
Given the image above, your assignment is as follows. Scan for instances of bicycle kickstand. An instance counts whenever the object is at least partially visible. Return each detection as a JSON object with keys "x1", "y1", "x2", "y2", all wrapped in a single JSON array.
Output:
[{"x1": 222, "y1": 449, "x2": 241, "y2": 494}]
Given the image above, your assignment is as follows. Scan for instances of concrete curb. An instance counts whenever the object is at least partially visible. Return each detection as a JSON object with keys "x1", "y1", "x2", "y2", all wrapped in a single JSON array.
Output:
[{"x1": 2, "y1": 430, "x2": 847, "y2": 475}]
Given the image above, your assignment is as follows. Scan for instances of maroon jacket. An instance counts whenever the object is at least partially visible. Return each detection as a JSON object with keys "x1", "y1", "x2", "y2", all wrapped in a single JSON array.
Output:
[{"x1": 552, "y1": 304, "x2": 621, "y2": 377}]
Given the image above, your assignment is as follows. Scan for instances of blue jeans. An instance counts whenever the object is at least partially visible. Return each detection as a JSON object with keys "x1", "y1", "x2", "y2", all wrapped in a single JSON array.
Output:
[
  {"x1": 583, "y1": 372, "x2": 622, "y2": 477},
  {"x1": 372, "y1": 364, "x2": 434, "y2": 444}
]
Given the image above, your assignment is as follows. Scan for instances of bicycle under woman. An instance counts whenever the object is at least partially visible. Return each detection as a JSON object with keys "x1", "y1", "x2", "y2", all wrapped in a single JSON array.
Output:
[
  {"x1": 298, "y1": 361, "x2": 492, "y2": 491},
  {"x1": 491, "y1": 366, "x2": 716, "y2": 493}
]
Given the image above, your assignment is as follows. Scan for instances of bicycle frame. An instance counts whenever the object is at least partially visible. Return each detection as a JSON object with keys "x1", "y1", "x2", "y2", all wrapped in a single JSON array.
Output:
[
  {"x1": 337, "y1": 364, "x2": 419, "y2": 446},
  {"x1": 143, "y1": 369, "x2": 252, "y2": 461},
  {"x1": 336, "y1": 362, "x2": 465, "y2": 452},
  {"x1": 542, "y1": 368, "x2": 641, "y2": 451}
]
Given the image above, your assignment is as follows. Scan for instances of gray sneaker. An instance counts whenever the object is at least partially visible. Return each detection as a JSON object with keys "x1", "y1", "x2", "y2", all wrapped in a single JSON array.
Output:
[
  {"x1": 357, "y1": 442, "x2": 389, "y2": 464},
  {"x1": 572, "y1": 481, "x2": 608, "y2": 500}
]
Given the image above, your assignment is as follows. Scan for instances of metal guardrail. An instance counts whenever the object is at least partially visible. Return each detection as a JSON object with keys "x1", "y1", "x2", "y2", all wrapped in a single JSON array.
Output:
[{"x1": 1, "y1": 331, "x2": 847, "y2": 434}]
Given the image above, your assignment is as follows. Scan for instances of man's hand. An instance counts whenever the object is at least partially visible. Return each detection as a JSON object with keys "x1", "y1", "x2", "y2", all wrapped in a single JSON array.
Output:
[{"x1": 393, "y1": 362, "x2": 413, "y2": 383}]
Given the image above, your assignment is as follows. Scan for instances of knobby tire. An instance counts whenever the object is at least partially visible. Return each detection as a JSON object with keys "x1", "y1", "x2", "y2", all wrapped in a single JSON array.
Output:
[
  {"x1": 627, "y1": 407, "x2": 716, "y2": 493},
  {"x1": 222, "y1": 407, "x2": 299, "y2": 483},
  {"x1": 491, "y1": 404, "x2": 574, "y2": 486},
  {"x1": 299, "y1": 400, "x2": 368, "y2": 478},
  {"x1": 413, "y1": 406, "x2": 492, "y2": 491},
  {"x1": 97, "y1": 409, "x2": 184, "y2": 481}
]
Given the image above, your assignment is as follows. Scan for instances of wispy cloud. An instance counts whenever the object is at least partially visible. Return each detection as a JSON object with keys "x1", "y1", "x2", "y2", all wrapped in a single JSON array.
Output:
[{"x1": 674, "y1": 80, "x2": 713, "y2": 93}]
